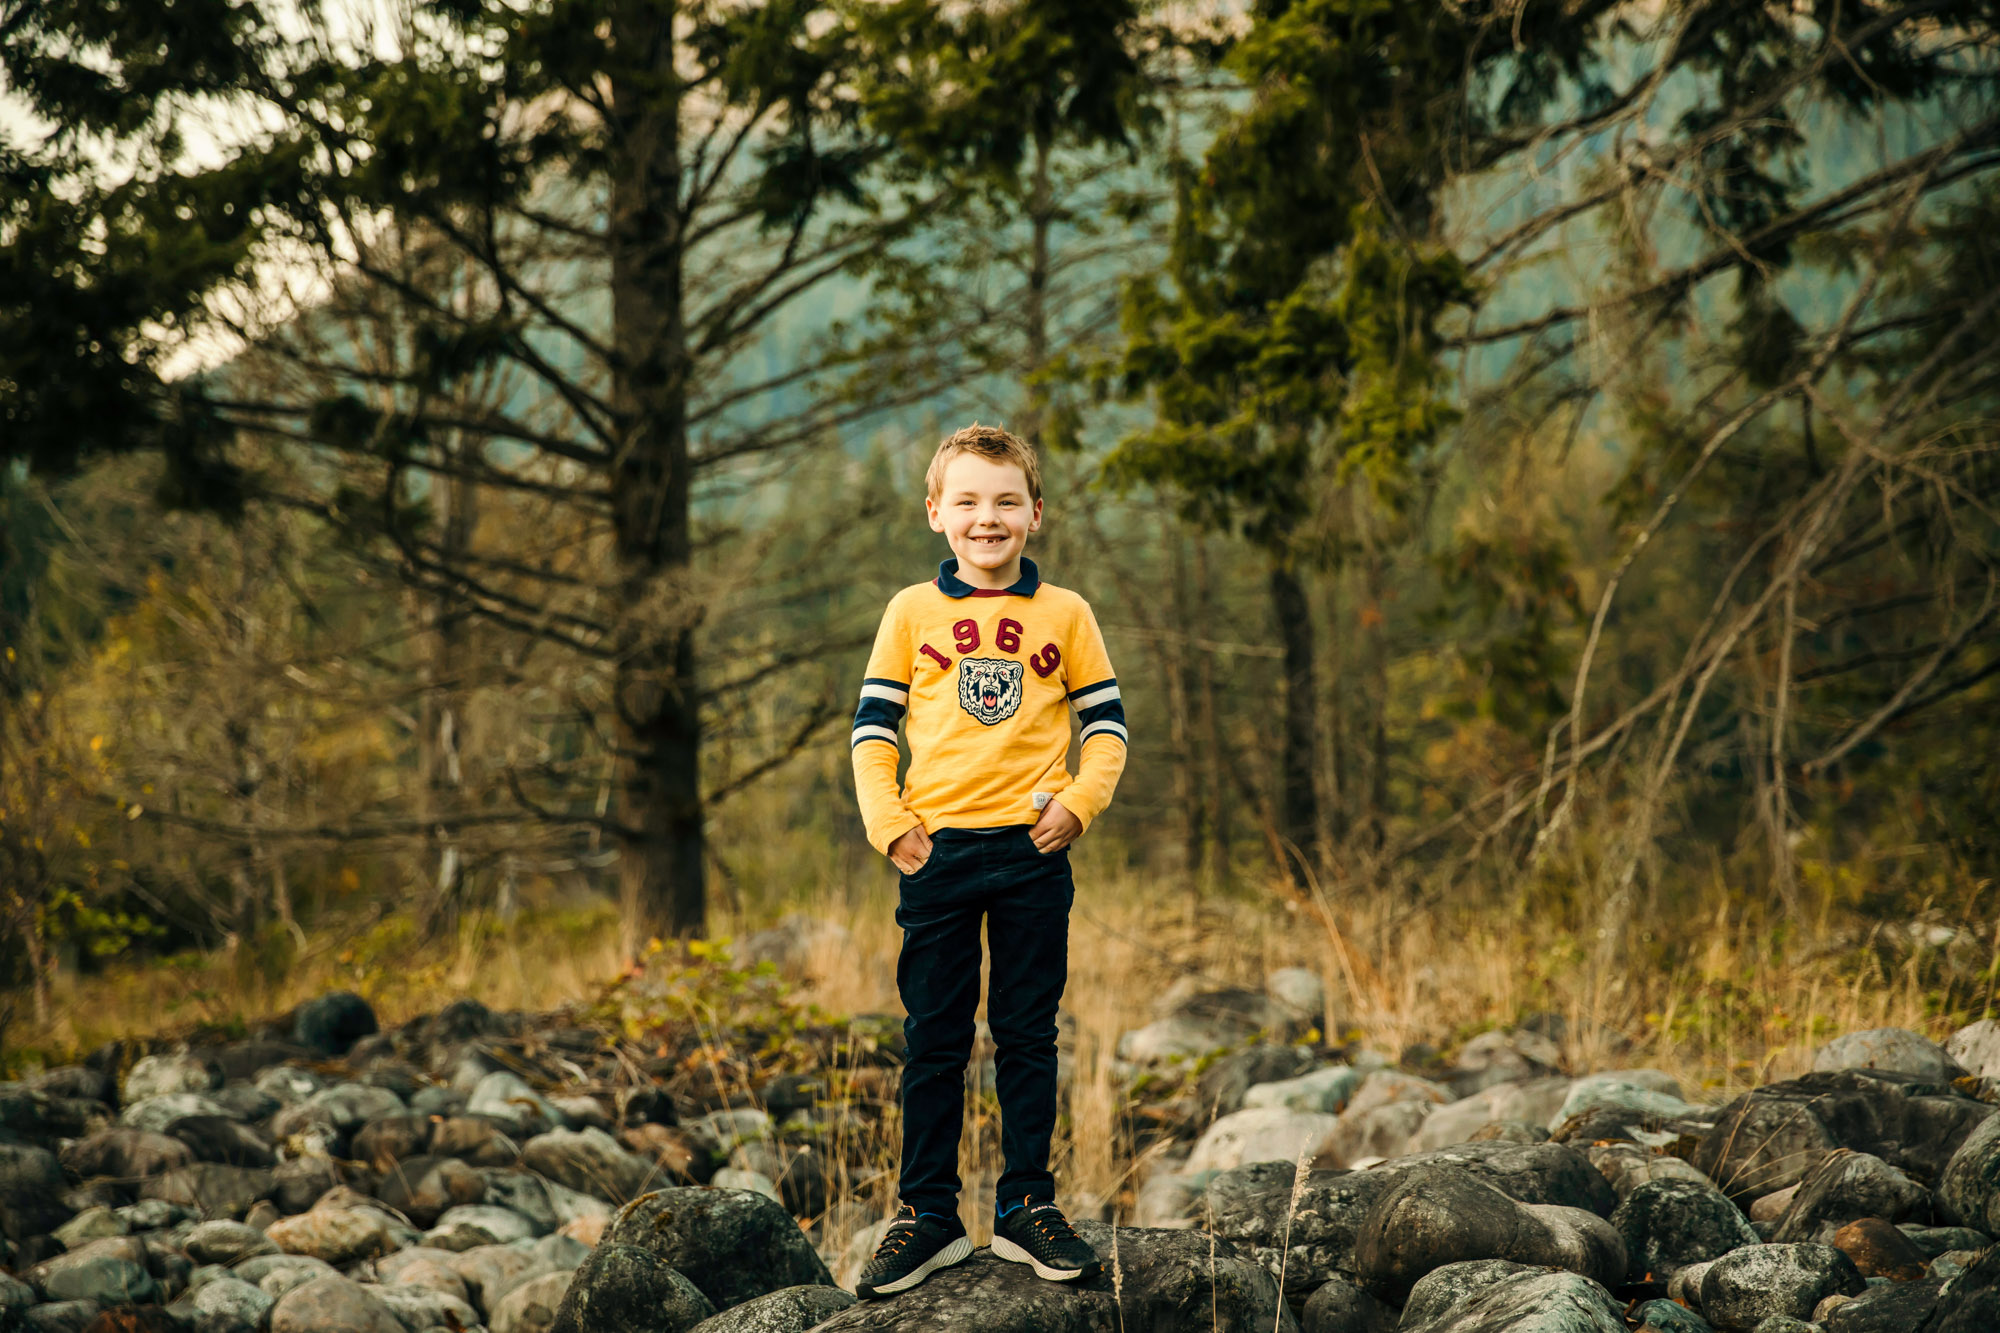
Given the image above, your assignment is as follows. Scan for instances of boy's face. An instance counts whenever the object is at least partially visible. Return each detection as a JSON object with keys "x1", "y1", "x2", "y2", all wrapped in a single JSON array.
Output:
[{"x1": 926, "y1": 452, "x2": 1042, "y2": 578}]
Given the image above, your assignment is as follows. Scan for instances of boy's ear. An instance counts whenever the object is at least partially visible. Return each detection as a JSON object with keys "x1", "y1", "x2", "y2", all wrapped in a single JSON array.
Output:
[
  {"x1": 925, "y1": 496, "x2": 946, "y2": 533},
  {"x1": 1029, "y1": 497, "x2": 1043, "y2": 532}
]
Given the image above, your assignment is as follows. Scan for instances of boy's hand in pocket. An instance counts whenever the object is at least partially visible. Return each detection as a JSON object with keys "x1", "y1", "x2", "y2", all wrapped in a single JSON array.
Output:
[
  {"x1": 1029, "y1": 799, "x2": 1082, "y2": 853},
  {"x1": 888, "y1": 825, "x2": 933, "y2": 874}
]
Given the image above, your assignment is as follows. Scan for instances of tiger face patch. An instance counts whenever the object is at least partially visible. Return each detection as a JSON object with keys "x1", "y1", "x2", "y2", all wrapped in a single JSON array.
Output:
[{"x1": 958, "y1": 656, "x2": 1025, "y2": 725}]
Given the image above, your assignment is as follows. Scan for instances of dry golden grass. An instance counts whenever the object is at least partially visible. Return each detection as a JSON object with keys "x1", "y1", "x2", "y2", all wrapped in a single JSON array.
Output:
[{"x1": 9, "y1": 862, "x2": 1993, "y2": 1238}]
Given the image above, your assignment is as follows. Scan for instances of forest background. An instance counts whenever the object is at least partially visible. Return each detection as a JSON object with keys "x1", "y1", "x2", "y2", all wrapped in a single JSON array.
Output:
[{"x1": 1, "y1": 0, "x2": 1997, "y2": 1099}]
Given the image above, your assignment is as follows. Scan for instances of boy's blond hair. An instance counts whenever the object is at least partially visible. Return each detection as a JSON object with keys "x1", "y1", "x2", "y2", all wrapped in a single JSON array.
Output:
[{"x1": 925, "y1": 423, "x2": 1041, "y2": 503}]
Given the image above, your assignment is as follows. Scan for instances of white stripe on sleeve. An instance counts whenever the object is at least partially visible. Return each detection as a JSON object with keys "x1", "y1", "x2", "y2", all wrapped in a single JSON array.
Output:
[
  {"x1": 1079, "y1": 720, "x2": 1128, "y2": 744},
  {"x1": 852, "y1": 725, "x2": 900, "y2": 747},
  {"x1": 860, "y1": 682, "x2": 909, "y2": 704},
  {"x1": 1072, "y1": 683, "x2": 1121, "y2": 710}
]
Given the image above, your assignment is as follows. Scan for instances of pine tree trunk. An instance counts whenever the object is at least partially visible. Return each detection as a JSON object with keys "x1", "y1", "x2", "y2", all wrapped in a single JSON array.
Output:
[
  {"x1": 1269, "y1": 555, "x2": 1320, "y2": 877},
  {"x1": 1365, "y1": 546, "x2": 1389, "y2": 853},
  {"x1": 608, "y1": 9, "x2": 704, "y2": 944},
  {"x1": 416, "y1": 458, "x2": 475, "y2": 938},
  {"x1": 1163, "y1": 511, "x2": 1206, "y2": 891},
  {"x1": 1021, "y1": 131, "x2": 1053, "y2": 446},
  {"x1": 1193, "y1": 532, "x2": 1231, "y2": 887}
]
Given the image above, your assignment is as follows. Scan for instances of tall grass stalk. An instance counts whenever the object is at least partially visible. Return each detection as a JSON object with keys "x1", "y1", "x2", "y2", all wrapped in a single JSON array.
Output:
[{"x1": 1272, "y1": 1144, "x2": 1313, "y2": 1332}]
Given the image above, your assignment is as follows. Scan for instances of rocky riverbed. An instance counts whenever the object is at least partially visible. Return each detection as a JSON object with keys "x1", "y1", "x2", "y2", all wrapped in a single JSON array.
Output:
[{"x1": 3, "y1": 961, "x2": 2000, "y2": 1332}]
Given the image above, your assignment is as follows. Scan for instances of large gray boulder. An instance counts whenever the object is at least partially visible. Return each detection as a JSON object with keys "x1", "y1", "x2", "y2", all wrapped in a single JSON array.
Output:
[
  {"x1": 374, "y1": 1154, "x2": 483, "y2": 1227},
  {"x1": 1612, "y1": 1178, "x2": 1760, "y2": 1281},
  {"x1": 1184, "y1": 1107, "x2": 1342, "y2": 1174},
  {"x1": 1771, "y1": 1149, "x2": 1928, "y2": 1242},
  {"x1": 1552, "y1": 1071, "x2": 1705, "y2": 1130},
  {"x1": 1696, "y1": 1243, "x2": 1865, "y2": 1331},
  {"x1": 427, "y1": 1204, "x2": 539, "y2": 1249},
  {"x1": 1351, "y1": 1165, "x2": 1625, "y2": 1302},
  {"x1": 139, "y1": 1162, "x2": 276, "y2": 1219},
  {"x1": 1930, "y1": 1241, "x2": 2000, "y2": 1333},
  {"x1": 233, "y1": 1252, "x2": 339, "y2": 1291},
  {"x1": 1242, "y1": 1066, "x2": 1363, "y2": 1116},
  {"x1": 18, "y1": 1299, "x2": 102, "y2": 1331},
  {"x1": 27, "y1": 1237, "x2": 158, "y2": 1305},
  {"x1": 1812, "y1": 1029, "x2": 1959, "y2": 1082},
  {"x1": 190, "y1": 1275, "x2": 276, "y2": 1333},
  {"x1": 1399, "y1": 1260, "x2": 1544, "y2": 1329},
  {"x1": 523, "y1": 1126, "x2": 657, "y2": 1203},
  {"x1": 810, "y1": 1224, "x2": 1296, "y2": 1333},
  {"x1": 1824, "y1": 1278, "x2": 1945, "y2": 1333},
  {"x1": 468, "y1": 1072, "x2": 564, "y2": 1137},
  {"x1": 374, "y1": 1282, "x2": 484, "y2": 1333},
  {"x1": 1202, "y1": 1161, "x2": 1392, "y2": 1297},
  {"x1": 123, "y1": 1053, "x2": 222, "y2": 1103},
  {"x1": 1633, "y1": 1298, "x2": 1715, "y2": 1333},
  {"x1": 268, "y1": 1273, "x2": 404, "y2": 1333},
  {"x1": 0, "y1": 1273, "x2": 34, "y2": 1315},
  {"x1": 1322, "y1": 1071, "x2": 1452, "y2": 1163},
  {"x1": 1297, "y1": 1273, "x2": 1395, "y2": 1333},
  {"x1": 1078, "y1": 1220, "x2": 1295, "y2": 1333},
  {"x1": 167, "y1": 1114, "x2": 277, "y2": 1168},
  {"x1": 1945, "y1": 1020, "x2": 2000, "y2": 1080},
  {"x1": 121, "y1": 1092, "x2": 236, "y2": 1133},
  {"x1": 550, "y1": 1244, "x2": 715, "y2": 1333},
  {"x1": 350, "y1": 1114, "x2": 434, "y2": 1170},
  {"x1": 447, "y1": 1235, "x2": 587, "y2": 1315},
  {"x1": 1937, "y1": 1106, "x2": 2000, "y2": 1231},
  {"x1": 684, "y1": 1285, "x2": 859, "y2": 1333},
  {"x1": 1197, "y1": 1046, "x2": 1322, "y2": 1119},
  {"x1": 600, "y1": 1187, "x2": 833, "y2": 1312},
  {"x1": 264, "y1": 1200, "x2": 408, "y2": 1264},
  {"x1": 303, "y1": 1081, "x2": 405, "y2": 1132},
  {"x1": 59, "y1": 1127, "x2": 195, "y2": 1181},
  {"x1": 290, "y1": 990, "x2": 379, "y2": 1056},
  {"x1": 270, "y1": 1154, "x2": 341, "y2": 1217},
  {"x1": 1400, "y1": 1265, "x2": 1627, "y2": 1333},
  {"x1": 184, "y1": 1218, "x2": 279, "y2": 1266},
  {"x1": 487, "y1": 1270, "x2": 574, "y2": 1333},
  {"x1": 1589, "y1": 1142, "x2": 1714, "y2": 1201},
  {"x1": 1694, "y1": 1070, "x2": 1993, "y2": 1203},
  {"x1": 0, "y1": 1142, "x2": 72, "y2": 1240},
  {"x1": 1371, "y1": 1140, "x2": 1619, "y2": 1216}
]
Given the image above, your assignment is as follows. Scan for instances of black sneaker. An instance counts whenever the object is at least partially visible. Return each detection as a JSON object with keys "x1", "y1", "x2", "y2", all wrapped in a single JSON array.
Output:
[
  {"x1": 989, "y1": 1197, "x2": 1102, "y2": 1281},
  {"x1": 855, "y1": 1204, "x2": 973, "y2": 1299}
]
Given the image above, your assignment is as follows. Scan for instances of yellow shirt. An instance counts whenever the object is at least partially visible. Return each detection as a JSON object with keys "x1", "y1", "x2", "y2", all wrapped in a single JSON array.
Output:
[{"x1": 851, "y1": 558, "x2": 1128, "y2": 854}]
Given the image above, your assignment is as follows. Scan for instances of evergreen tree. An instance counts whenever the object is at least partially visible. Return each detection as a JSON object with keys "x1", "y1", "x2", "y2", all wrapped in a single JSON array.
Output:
[{"x1": 1, "y1": 0, "x2": 1150, "y2": 940}]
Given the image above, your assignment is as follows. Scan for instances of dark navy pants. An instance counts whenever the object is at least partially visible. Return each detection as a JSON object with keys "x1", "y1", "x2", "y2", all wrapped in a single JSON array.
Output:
[{"x1": 895, "y1": 825, "x2": 1074, "y2": 1217}]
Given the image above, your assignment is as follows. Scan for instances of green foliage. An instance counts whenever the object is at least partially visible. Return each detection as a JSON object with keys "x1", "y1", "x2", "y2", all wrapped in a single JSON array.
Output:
[
  {"x1": 592, "y1": 935, "x2": 835, "y2": 1069},
  {"x1": 42, "y1": 886, "x2": 163, "y2": 959}
]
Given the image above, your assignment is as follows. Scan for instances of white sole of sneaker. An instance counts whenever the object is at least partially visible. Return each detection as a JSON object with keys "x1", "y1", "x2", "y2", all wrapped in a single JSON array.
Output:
[
  {"x1": 858, "y1": 1235, "x2": 973, "y2": 1297},
  {"x1": 990, "y1": 1234, "x2": 1101, "y2": 1281}
]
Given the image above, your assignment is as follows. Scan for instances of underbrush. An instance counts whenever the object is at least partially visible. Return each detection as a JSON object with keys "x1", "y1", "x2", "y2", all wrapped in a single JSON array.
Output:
[{"x1": 4, "y1": 863, "x2": 1994, "y2": 1236}]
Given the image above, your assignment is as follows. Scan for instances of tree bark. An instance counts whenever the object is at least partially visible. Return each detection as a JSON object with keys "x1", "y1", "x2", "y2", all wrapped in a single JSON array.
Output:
[
  {"x1": 1163, "y1": 509, "x2": 1206, "y2": 892},
  {"x1": 1021, "y1": 131, "x2": 1053, "y2": 447},
  {"x1": 609, "y1": 6, "x2": 704, "y2": 944},
  {"x1": 1193, "y1": 532, "x2": 1231, "y2": 887},
  {"x1": 416, "y1": 453, "x2": 476, "y2": 938},
  {"x1": 1269, "y1": 554, "x2": 1320, "y2": 878},
  {"x1": 1365, "y1": 543, "x2": 1389, "y2": 853}
]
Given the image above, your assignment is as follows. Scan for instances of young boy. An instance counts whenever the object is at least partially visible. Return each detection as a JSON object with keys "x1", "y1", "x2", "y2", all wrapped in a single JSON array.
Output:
[{"x1": 850, "y1": 424, "x2": 1128, "y2": 1298}]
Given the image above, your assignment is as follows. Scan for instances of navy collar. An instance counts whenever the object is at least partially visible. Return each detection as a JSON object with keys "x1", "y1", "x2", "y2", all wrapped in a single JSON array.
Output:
[{"x1": 936, "y1": 556, "x2": 1040, "y2": 599}]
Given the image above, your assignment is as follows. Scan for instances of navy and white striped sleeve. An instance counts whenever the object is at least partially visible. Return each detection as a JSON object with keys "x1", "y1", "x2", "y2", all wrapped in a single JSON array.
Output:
[
  {"x1": 852, "y1": 677, "x2": 908, "y2": 750},
  {"x1": 1069, "y1": 677, "x2": 1127, "y2": 746}
]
